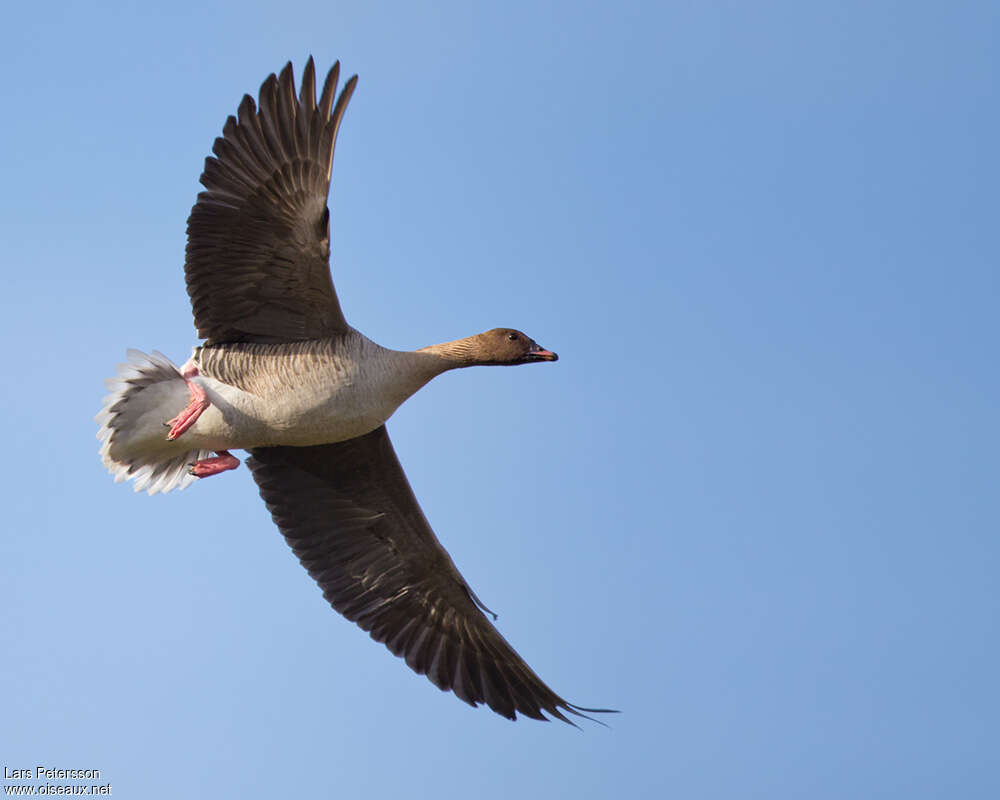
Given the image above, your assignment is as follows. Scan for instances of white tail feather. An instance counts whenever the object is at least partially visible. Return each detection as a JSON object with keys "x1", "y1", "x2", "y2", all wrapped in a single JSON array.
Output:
[{"x1": 96, "y1": 349, "x2": 212, "y2": 495}]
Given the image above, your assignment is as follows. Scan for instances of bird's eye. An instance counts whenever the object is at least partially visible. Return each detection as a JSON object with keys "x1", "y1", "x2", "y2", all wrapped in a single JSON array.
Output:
[{"x1": 507, "y1": 332, "x2": 519, "y2": 341}]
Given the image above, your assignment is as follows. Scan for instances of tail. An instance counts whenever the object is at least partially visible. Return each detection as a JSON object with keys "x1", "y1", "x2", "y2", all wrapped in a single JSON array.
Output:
[{"x1": 96, "y1": 349, "x2": 212, "y2": 495}]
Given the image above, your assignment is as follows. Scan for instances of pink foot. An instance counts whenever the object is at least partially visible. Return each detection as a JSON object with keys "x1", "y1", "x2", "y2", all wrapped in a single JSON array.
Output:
[
  {"x1": 166, "y1": 366, "x2": 209, "y2": 441},
  {"x1": 189, "y1": 450, "x2": 240, "y2": 478}
]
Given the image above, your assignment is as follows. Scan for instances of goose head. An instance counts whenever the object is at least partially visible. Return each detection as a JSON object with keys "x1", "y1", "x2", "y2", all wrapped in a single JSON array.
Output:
[
  {"x1": 416, "y1": 327, "x2": 558, "y2": 369},
  {"x1": 470, "y1": 328, "x2": 559, "y2": 366}
]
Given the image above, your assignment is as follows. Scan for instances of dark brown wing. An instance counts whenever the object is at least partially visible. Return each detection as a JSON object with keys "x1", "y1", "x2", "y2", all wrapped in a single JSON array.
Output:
[
  {"x1": 247, "y1": 427, "x2": 612, "y2": 725},
  {"x1": 185, "y1": 58, "x2": 356, "y2": 344}
]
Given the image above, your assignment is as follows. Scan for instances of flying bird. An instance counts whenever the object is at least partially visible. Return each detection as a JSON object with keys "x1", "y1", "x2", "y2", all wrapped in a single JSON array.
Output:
[{"x1": 97, "y1": 58, "x2": 611, "y2": 725}]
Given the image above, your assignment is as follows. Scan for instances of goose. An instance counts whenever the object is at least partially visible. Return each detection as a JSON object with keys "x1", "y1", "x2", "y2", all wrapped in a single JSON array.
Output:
[{"x1": 96, "y1": 59, "x2": 612, "y2": 726}]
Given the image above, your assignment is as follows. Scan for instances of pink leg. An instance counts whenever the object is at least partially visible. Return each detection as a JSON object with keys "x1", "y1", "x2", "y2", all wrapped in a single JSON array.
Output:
[
  {"x1": 165, "y1": 364, "x2": 209, "y2": 441},
  {"x1": 189, "y1": 450, "x2": 240, "y2": 478}
]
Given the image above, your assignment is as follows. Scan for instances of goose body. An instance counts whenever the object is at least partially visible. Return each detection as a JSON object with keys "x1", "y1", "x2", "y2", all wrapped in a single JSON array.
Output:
[
  {"x1": 97, "y1": 59, "x2": 610, "y2": 725},
  {"x1": 183, "y1": 333, "x2": 444, "y2": 450}
]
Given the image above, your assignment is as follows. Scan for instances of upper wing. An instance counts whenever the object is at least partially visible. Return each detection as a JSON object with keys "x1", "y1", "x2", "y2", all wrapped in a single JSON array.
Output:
[
  {"x1": 185, "y1": 59, "x2": 356, "y2": 344},
  {"x1": 247, "y1": 427, "x2": 611, "y2": 725}
]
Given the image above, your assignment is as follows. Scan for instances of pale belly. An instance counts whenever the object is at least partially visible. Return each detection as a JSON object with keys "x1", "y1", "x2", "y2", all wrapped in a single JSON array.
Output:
[{"x1": 177, "y1": 374, "x2": 405, "y2": 451}]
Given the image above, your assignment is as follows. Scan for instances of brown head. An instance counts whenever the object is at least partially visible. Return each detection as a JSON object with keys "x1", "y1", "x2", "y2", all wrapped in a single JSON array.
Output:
[
  {"x1": 419, "y1": 328, "x2": 558, "y2": 367},
  {"x1": 474, "y1": 328, "x2": 559, "y2": 365}
]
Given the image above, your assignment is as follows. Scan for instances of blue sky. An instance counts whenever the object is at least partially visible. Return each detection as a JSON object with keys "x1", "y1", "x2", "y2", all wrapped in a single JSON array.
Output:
[{"x1": 2, "y1": 0, "x2": 997, "y2": 797}]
